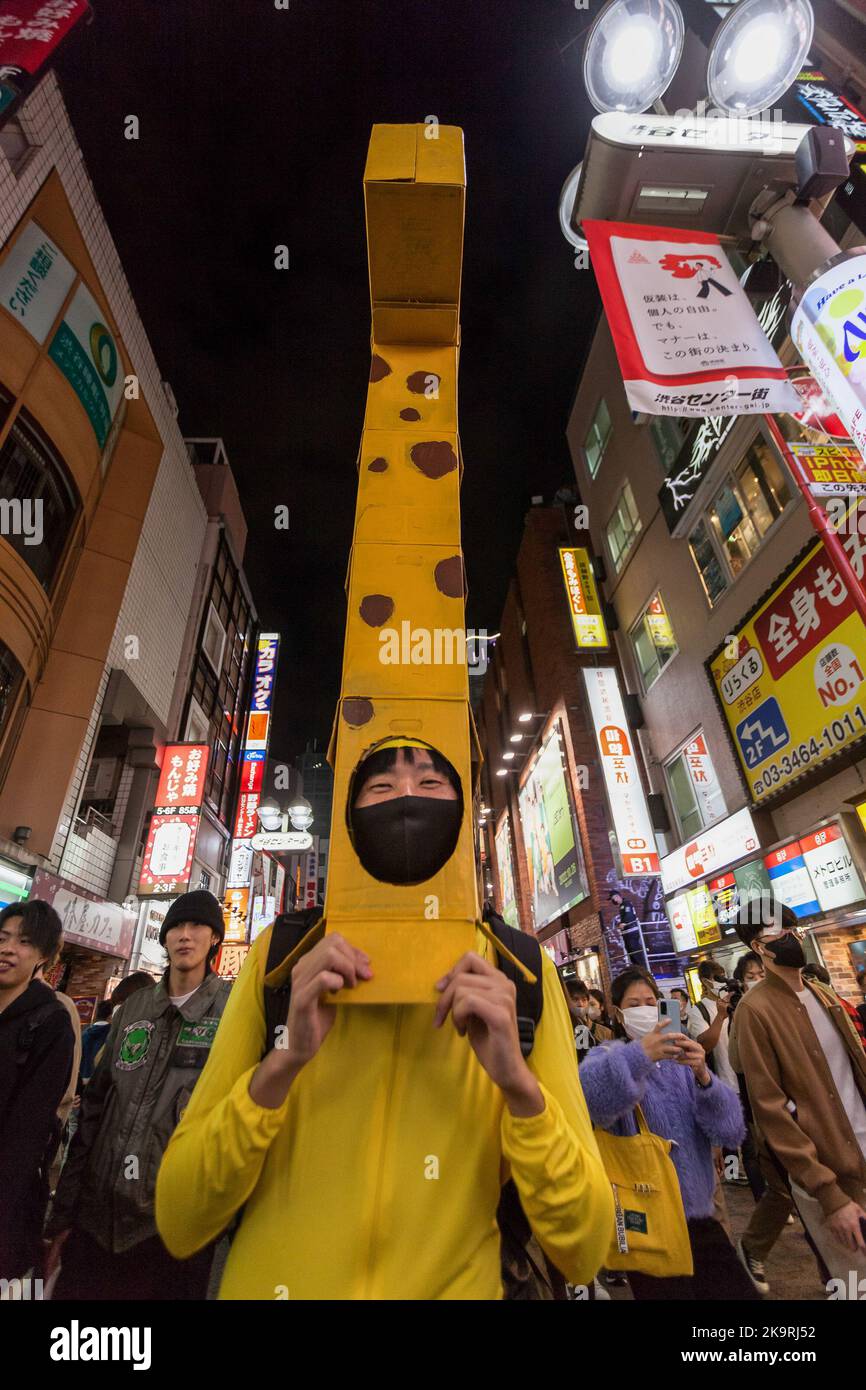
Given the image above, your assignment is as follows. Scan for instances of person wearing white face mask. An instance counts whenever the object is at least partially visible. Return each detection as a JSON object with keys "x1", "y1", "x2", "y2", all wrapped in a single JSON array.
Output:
[{"x1": 579, "y1": 967, "x2": 760, "y2": 1300}]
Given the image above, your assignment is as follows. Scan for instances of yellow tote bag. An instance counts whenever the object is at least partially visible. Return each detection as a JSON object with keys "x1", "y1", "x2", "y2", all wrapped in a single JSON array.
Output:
[{"x1": 593, "y1": 1107, "x2": 694, "y2": 1278}]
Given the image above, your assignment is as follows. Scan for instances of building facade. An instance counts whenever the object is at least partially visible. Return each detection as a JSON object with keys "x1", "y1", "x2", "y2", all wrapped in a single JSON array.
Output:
[
  {"x1": 477, "y1": 502, "x2": 677, "y2": 995},
  {"x1": 564, "y1": 45, "x2": 866, "y2": 1002},
  {"x1": 0, "y1": 77, "x2": 261, "y2": 1005}
]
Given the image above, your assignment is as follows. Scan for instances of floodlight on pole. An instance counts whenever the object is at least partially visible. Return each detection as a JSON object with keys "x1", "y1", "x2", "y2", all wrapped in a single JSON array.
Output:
[
  {"x1": 583, "y1": 0, "x2": 684, "y2": 115},
  {"x1": 706, "y1": 0, "x2": 814, "y2": 118},
  {"x1": 288, "y1": 796, "x2": 314, "y2": 831}
]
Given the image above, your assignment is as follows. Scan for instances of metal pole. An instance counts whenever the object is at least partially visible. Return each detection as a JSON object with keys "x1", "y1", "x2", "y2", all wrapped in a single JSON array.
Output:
[
  {"x1": 763, "y1": 412, "x2": 866, "y2": 631},
  {"x1": 760, "y1": 202, "x2": 842, "y2": 289}
]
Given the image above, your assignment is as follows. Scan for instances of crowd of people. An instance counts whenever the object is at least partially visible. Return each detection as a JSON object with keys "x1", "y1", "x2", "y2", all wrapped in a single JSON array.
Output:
[{"x1": 1, "y1": 882, "x2": 866, "y2": 1301}]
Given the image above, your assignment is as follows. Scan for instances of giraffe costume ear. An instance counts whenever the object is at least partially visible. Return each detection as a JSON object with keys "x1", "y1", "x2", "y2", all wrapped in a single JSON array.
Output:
[{"x1": 322, "y1": 125, "x2": 478, "y2": 1004}]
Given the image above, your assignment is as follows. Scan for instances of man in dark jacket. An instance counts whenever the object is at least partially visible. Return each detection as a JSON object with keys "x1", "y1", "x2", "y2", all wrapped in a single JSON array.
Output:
[
  {"x1": 0, "y1": 899, "x2": 74, "y2": 1282},
  {"x1": 45, "y1": 889, "x2": 232, "y2": 1300}
]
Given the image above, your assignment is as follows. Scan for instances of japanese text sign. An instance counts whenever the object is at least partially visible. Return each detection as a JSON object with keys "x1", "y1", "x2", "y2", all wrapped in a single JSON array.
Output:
[
  {"x1": 788, "y1": 442, "x2": 866, "y2": 498},
  {"x1": 559, "y1": 547, "x2": 608, "y2": 649},
  {"x1": 583, "y1": 220, "x2": 798, "y2": 418},
  {"x1": 709, "y1": 537, "x2": 866, "y2": 802},
  {"x1": 0, "y1": 0, "x2": 89, "y2": 75},
  {"x1": 154, "y1": 744, "x2": 209, "y2": 812},
  {"x1": 583, "y1": 667, "x2": 660, "y2": 875},
  {"x1": 800, "y1": 823, "x2": 865, "y2": 912},
  {"x1": 660, "y1": 807, "x2": 759, "y2": 895}
]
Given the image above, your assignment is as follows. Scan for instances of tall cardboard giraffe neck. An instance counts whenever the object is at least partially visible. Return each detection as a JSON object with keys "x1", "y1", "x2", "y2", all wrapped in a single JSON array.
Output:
[{"x1": 322, "y1": 124, "x2": 479, "y2": 1004}]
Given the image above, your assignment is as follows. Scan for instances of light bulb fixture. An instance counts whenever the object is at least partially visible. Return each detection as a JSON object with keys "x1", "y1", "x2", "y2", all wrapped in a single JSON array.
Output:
[
  {"x1": 518, "y1": 712, "x2": 533, "y2": 723},
  {"x1": 257, "y1": 797, "x2": 283, "y2": 832},
  {"x1": 287, "y1": 795, "x2": 314, "y2": 831},
  {"x1": 706, "y1": 0, "x2": 813, "y2": 118},
  {"x1": 495, "y1": 768, "x2": 508, "y2": 778},
  {"x1": 509, "y1": 734, "x2": 523, "y2": 744},
  {"x1": 583, "y1": 0, "x2": 684, "y2": 115},
  {"x1": 503, "y1": 751, "x2": 515, "y2": 761}
]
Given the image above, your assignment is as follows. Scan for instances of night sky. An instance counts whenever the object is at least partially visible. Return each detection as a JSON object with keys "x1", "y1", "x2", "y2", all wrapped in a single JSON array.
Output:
[{"x1": 55, "y1": 0, "x2": 601, "y2": 757}]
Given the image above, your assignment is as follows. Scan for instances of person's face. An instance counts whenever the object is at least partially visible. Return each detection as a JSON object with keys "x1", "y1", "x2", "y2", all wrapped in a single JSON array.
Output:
[
  {"x1": 354, "y1": 748, "x2": 458, "y2": 807},
  {"x1": 752, "y1": 923, "x2": 806, "y2": 969},
  {"x1": 0, "y1": 916, "x2": 46, "y2": 991},
  {"x1": 164, "y1": 920, "x2": 218, "y2": 973},
  {"x1": 743, "y1": 959, "x2": 764, "y2": 984},
  {"x1": 617, "y1": 980, "x2": 657, "y2": 1014}
]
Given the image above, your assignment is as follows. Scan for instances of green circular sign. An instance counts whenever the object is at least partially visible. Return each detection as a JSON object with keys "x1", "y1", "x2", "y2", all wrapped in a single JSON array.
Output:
[{"x1": 90, "y1": 321, "x2": 118, "y2": 387}]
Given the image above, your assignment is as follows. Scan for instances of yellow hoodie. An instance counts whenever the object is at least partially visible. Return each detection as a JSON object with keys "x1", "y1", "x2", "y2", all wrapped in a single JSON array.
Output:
[{"x1": 156, "y1": 924, "x2": 613, "y2": 1299}]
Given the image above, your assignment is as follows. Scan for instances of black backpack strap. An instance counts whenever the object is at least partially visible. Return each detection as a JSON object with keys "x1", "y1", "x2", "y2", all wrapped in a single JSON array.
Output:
[
  {"x1": 262, "y1": 909, "x2": 322, "y2": 1057},
  {"x1": 485, "y1": 909, "x2": 544, "y2": 1059},
  {"x1": 15, "y1": 998, "x2": 65, "y2": 1066}
]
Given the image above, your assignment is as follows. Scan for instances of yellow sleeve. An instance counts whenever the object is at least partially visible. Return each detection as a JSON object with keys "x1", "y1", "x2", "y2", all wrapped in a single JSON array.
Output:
[
  {"x1": 156, "y1": 928, "x2": 290, "y2": 1258},
  {"x1": 501, "y1": 951, "x2": 614, "y2": 1287}
]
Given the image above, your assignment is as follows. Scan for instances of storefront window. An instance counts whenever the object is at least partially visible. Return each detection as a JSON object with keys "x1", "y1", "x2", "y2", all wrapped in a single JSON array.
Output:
[
  {"x1": 0, "y1": 401, "x2": 80, "y2": 591},
  {"x1": 606, "y1": 481, "x2": 641, "y2": 574},
  {"x1": 689, "y1": 433, "x2": 793, "y2": 601}
]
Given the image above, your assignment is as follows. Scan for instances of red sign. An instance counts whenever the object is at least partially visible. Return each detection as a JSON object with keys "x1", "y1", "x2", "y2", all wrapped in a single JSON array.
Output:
[
  {"x1": 237, "y1": 756, "x2": 264, "y2": 797},
  {"x1": 799, "y1": 824, "x2": 843, "y2": 857},
  {"x1": 72, "y1": 994, "x2": 97, "y2": 1026},
  {"x1": 139, "y1": 812, "x2": 200, "y2": 896},
  {"x1": 154, "y1": 744, "x2": 209, "y2": 811},
  {"x1": 764, "y1": 842, "x2": 802, "y2": 870},
  {"x1": 754, "y1": 546, "x2": 855, "y2": 681},
  {"x1": 215, "y1": 943, "x2": 250, "y2": 979},
  {"x1": 790, "y1": 375, "x2": 850, "y2": 439},
  {"x1": 234, "y1": 791, "x2": 260, "y2": 840},
  {"x1": 0, "y1": 0, "x2": 90, "y2": 75},
  {"x1": 708, "y1": 872, "x2": 735, "y2": 892}
]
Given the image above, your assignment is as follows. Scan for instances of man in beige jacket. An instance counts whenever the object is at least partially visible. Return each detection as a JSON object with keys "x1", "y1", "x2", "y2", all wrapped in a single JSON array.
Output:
[{"x1": 734, "y1": 903, "x2": 866, "y2": 1285}]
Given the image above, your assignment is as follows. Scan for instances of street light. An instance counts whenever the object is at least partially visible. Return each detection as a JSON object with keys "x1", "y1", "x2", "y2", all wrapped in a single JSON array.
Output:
[
  {"x1": 705, "y1": 0, "x2": 813, "y2": 118},
  {"x1": 288, "y1": 796, "x2": 314, "y2": 831},
  {"x1": 583, "y1": 0, "x2": 684, "y2": 115},
  {"x1": 257, "y1": 797, "x2": 282, "y2": 832}
]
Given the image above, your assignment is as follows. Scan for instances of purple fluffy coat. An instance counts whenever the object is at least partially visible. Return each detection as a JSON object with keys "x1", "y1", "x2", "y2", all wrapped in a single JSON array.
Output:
[{"x1": 579, "y1": 1039, "x2": 746, "y2": 1220}]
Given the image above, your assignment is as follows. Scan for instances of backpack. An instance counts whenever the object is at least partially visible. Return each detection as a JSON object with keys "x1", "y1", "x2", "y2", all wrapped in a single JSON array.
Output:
[
  {"x1": 262, "y1": 907, "x2": 565, "y2": 1299},
  {"x1": 13, "y1": 998, "x2": 68, "y2": 1191}
]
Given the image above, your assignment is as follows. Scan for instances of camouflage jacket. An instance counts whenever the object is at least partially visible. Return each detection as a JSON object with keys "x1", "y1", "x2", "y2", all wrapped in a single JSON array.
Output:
[{"x1": 47, "y1": 970, "x2": 231, "y2": 1253}]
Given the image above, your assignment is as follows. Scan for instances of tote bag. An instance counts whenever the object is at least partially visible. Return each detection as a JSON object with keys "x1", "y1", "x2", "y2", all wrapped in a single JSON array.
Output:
[{"x1": 593, "y1": 1106, "x2": 693, "y2": 1277}]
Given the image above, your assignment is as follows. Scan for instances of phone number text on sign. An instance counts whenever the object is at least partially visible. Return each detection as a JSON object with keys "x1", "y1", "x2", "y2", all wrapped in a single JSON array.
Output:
[{"x1": 710, "y1": 538, "x2": 866, "y2": 802}]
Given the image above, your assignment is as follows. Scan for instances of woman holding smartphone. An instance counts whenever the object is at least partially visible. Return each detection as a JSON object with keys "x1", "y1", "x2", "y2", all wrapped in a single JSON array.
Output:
[{"x1": 579, "y1": 966, "x2": 761, "y2": 1300}]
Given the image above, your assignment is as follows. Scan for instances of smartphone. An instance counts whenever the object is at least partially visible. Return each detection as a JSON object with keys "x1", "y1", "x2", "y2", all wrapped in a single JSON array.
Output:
[{"x1": 658, "y1": 998, "x2": 682, "y2": 1034}]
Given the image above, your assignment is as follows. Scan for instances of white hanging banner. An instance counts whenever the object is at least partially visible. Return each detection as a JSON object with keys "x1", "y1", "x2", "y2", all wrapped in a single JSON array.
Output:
[
  {"x1": 791, "y1": 252, "x2": 866, "y2": 457},
  {"x1": 583, "y1": 220, "x2": 799, "y2": 418}
]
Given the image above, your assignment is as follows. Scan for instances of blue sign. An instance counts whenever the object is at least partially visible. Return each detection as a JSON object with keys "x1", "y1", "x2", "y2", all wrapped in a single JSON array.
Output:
[
  {"x1": 736, "y1": 697, "x2": 790, "y2": 769},
  {"x1": 766, "y1": 851, "x2": 820, "y2": 918}
]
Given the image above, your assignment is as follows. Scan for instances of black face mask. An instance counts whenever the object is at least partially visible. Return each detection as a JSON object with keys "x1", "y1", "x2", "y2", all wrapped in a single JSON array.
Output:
[
  {"x1": 350, "y1": 795, "x2": 462, "y2": 885},
  {"x1": 762, "y1": 931, "x2": 806, "y2": 969}
]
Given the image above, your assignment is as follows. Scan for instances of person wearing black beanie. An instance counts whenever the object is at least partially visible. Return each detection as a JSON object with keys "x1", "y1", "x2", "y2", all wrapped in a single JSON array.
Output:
[
  {"x1": 158, "y1": 889, "x2": 225, "y2": 953},
  {"x1": 45, "y1": 887, "x2": 232, "y2": 1301}
]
